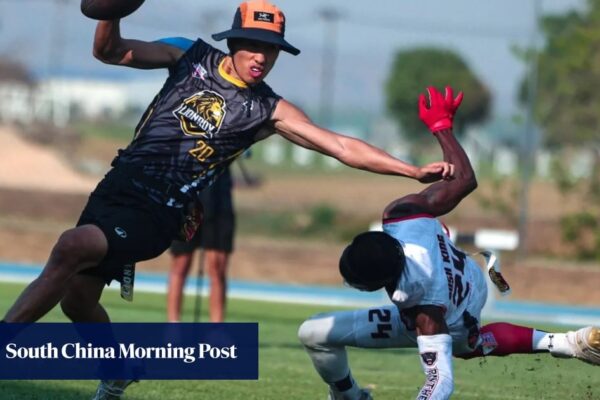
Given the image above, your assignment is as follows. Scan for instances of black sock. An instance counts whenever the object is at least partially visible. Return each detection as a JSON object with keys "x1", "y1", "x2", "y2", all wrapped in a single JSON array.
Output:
[{"x1": 334, "y1": 373, "x2": 354, "y2": 392}]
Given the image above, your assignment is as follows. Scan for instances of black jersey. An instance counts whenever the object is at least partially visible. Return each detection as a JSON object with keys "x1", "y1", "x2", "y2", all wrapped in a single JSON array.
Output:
[{"x1": 115, "y1": 38, "x2": 280, "y2": 204}]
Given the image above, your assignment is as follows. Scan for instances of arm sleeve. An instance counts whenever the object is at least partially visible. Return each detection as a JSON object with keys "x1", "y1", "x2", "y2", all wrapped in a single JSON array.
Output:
[
  {"x1": 415, "y1": 334, "x2": 454, "y2": 400},
  {"x1": 154, "y1": 37, "x2": 196, "y2": 76},
  {"x1": 155, "y1": 37, "x2": 195, "y2": 52}
]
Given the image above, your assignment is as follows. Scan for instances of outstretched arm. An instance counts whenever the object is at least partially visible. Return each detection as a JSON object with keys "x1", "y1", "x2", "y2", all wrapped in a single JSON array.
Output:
[
  {"x1": 271, "y1": 99, "x2": 454, "y2": 182},
  {"x1": 93, "y1": 20, "x2": 184, "y2": 68},
  {"x1": 414, "y1": 127, "x2": 477, "y2": 214},
  {"x1": 384, "y1": 87, "x2": 477, "y2": 218}
]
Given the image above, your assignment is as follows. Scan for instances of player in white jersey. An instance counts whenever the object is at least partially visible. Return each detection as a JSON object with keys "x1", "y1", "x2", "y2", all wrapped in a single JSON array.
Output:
[
  {"x1": 297, "y1": 86, "x2": 600, "y2": 400},
  {"x1": 381, "y1": 215, "x2": 488, "y2": 356}
]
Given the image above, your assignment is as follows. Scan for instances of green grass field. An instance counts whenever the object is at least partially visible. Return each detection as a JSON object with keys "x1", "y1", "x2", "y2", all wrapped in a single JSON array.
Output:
[{"x1": 0, "y1": 282, "x2": 597, "y2": 400}]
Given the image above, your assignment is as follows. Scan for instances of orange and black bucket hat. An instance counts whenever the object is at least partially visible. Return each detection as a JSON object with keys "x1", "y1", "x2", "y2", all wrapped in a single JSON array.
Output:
[{"x1": 212, "y1": 0, "x2": 300, "y2": 56}]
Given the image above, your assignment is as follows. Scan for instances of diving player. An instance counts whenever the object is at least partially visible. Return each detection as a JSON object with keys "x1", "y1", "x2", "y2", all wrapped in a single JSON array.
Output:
[{"x1": 298, "y1": 86, "x2": 600, "y2": 400}]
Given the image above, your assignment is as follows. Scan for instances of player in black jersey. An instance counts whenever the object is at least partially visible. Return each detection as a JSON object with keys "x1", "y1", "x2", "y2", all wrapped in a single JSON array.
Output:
[{"x1": 1, "y1": 1, "x2": 454, "y2": 329}]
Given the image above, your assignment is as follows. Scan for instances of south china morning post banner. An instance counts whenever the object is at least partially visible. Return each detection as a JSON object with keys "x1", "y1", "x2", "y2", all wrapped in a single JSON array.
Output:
[{"x1": 0, "y1": 323, "x2": 258, "y2": 380}]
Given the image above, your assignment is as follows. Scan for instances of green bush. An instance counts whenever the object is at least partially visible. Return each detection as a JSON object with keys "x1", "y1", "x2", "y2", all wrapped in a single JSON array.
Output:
[
  {"x1": 560, "y1": 211, "x2": 600, "y2": 260},
  {"x1": 237, "y1": 204, "x2": 372, "y2": 243}
]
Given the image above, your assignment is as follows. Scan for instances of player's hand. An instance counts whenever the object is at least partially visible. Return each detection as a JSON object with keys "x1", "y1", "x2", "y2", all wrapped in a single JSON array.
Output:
[
  {"x1": 415, "y1": 161, "x2": 455, "y2": 183},
  {"x1": 443, "y1": 86, "x2": 463, "y2": 116},
  {"x1": 418, "y1": 86, "x2": 463, "y2": 134}
]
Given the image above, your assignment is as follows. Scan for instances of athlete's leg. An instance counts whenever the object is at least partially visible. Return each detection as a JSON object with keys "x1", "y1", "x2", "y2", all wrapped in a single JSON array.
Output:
[
  {"x1": 298, "y1": 305, "x2": 415, "y2": 400},
  {"x1": 457, "y1": 322, "x2": 600, "y2": 365},
  {"x1": 60, "y1": 274, "x2": 108, "y2": 322},
  {"x1": 455, "y1": 322, "x2": 535, "y2": 358},
  {"x1": 62, "y1": 274, "x2": 137, "y2": 400},
  {"x1": 205, "y1": 249, "x2": 229, "y2": 323},
  {"x1": 166, "y1": 252, "x2": 194, "y2": 322},
  {"x1": 3, "y1": 225, "x2": 108, "y2": 323}
]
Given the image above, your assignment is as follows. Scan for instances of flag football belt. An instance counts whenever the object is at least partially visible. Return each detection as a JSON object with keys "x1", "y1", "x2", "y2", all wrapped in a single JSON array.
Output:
[
  {"x1": 110, "y1": 159, "x2": 193, "y2": 205},
  {"x1": 111, "y1": 159, "x2": 204, "y2": 242},
  {"x1": 120, "y1": 263, "x2": 136, "y2": 302},
  {"x1": 474, "y1": 250, "x2": 511, "y2": 296}
]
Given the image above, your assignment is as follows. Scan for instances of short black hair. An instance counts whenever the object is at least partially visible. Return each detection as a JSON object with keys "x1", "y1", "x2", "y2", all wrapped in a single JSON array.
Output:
[{"x1": 339, "y1": 231, "x2": 405, "y2": 292}]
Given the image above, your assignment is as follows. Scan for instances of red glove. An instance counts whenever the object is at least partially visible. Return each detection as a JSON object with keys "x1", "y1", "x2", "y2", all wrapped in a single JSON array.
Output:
[{"x1": 418, "y1": 86, "x2": 464, "y2": 134}]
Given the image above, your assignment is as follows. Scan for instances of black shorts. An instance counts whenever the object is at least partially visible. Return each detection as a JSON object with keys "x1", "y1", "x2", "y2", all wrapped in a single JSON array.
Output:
[
  {"x1": 170, "y1": 169, "x2": 235, "y2": 255},
  {"x1": 77, "y1": 167, "x2": 184, "y2": 284}
]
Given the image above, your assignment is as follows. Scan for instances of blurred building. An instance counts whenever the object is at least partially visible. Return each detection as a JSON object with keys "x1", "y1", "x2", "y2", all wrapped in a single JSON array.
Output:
[
  {"x1": 0, "y1": 60, "x2": 161, "y2": 126},
  {"x1": 0, "y1": 59, "x2": 36, "y2": 124},
  {"x1": 0, "y1": 66, "x2": 591, "y2": 180}
]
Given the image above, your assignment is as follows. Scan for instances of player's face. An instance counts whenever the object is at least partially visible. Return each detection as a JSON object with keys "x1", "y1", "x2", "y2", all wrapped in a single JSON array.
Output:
[{"x1": 230, "y1": 39, "x2": 280, "y2": 85}]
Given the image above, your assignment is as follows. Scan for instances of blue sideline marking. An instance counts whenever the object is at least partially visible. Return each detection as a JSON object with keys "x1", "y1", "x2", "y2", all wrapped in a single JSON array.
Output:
[{"x1": 1, "y1": 261, "x2": 598, "y2": 326}]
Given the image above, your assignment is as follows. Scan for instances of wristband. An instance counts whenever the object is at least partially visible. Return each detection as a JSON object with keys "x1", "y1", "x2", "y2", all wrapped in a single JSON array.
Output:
[{"x1": 429, "y1": 119, "x2": 453, "y2": 133}]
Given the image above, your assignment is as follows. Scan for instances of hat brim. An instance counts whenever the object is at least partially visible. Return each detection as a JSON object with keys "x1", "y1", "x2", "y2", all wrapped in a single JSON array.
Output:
[{"x1": 212, "y1": 28, "x2": 300, "y2": 56}]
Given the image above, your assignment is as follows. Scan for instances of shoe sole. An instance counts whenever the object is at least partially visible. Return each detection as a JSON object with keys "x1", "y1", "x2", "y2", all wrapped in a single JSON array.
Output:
[{"x1": 577, "y1": 327, "x2": 600, "y2": 366}]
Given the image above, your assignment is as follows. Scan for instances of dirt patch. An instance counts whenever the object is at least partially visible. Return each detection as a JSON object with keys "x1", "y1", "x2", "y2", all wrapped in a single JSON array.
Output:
[
  {"x1": 0, "y1": 128, "x2": 97, "y2": 193},
  {"x1": 0, "y1": 187, "x2": 598, "y2": 307}
]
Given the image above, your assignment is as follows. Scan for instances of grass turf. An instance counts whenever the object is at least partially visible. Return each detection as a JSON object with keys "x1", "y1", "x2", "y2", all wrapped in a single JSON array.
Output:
[{"x1": 0, "y1": 282, "x2": 597, "y2": 399}]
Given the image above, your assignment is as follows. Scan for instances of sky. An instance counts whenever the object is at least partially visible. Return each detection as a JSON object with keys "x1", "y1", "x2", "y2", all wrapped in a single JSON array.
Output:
[{"x1": 0, "y1": 0, "x2": 586, "y2": 118}]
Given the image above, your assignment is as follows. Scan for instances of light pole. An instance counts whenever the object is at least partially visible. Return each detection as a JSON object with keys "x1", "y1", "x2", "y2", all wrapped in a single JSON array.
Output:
[
  {"x1": 50, "y1": 0, "x2": 70, "y2": 127},
  {"x1": 199, "y1": 9, "x2": 226, "y2": 36},
  {"x1": 317, "y1": 7, "x2": 340, "y2": 128},
  {"x1": 517, "y1": 0, "x2": 542, "y2": 256}
]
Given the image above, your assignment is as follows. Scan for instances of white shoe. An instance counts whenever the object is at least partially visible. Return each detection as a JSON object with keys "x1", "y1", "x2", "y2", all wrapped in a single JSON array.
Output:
[
  {"x1": 92, "y1": 379, "x2": 137, "y2": 400},
  {"x1": 566, "y1": 327, "x2": 600, "y2": 366},
  {"x1": 328, "y1": 388, "x2": 373, "y2": 400}
]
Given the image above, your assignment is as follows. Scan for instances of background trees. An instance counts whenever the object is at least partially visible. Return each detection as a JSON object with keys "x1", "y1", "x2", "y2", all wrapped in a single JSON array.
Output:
[
  {"x1": 384, "y1": 48, "x2": 491, "y2": 148},
  {"x1": 521, "y1": 0, "x2": 600, "y2": 259}
]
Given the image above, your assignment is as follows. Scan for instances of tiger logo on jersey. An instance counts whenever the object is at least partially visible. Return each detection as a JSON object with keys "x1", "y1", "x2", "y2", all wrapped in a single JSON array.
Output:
[{"x1": 173, "y1": 90, "x2": 227, "y2": 138}]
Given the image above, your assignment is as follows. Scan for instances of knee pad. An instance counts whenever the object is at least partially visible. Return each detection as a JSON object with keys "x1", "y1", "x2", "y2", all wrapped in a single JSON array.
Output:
[
  {"x1": 298, "y1": 314, "x2": 338, "y2": 348},
  {"x1": 298, "y1": 318, "x2": 321, "y2": 348}
]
